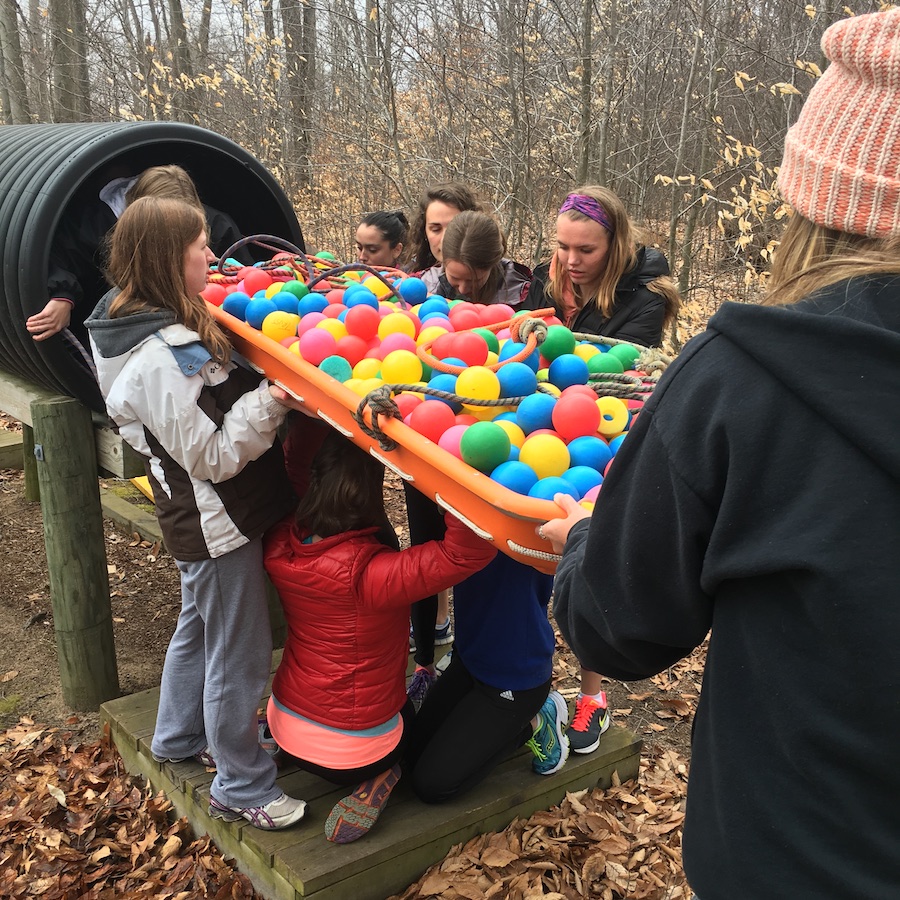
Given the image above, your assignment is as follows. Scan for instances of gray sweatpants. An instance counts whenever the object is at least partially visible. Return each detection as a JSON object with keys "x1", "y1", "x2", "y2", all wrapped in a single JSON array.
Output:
[{"x1": 150, "y1": 537, "x2": 281, "y2": 808}]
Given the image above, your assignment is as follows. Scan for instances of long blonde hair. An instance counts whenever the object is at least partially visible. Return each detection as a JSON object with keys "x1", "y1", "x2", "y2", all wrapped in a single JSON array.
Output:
[
  {"x1": 107, "y1": 197, "x2": 231, "y2": 364},
  {"x1": 546, "y1": 185, "x2": 680, "y2": 332},
  {"x1": 766, "y1": 212, "x2": 900, "y2": 307}
]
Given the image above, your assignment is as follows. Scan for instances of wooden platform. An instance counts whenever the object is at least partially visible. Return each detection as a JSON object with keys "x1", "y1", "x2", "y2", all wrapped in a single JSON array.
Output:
[{"x1": 100, "y1": 653, "x2": 641, "y2": 900}]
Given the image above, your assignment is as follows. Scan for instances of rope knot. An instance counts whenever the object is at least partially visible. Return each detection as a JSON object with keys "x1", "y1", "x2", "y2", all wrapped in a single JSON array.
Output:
[{"x1": 353, "y1": 386, "x2": 403, "y2": 451}]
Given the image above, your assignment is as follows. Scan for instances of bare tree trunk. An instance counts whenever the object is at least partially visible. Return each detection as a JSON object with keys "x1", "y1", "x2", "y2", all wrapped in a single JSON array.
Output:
[
  {"x1": 596, "y1": 0, "x2": 619, "y2": 187},
  {"x1": 166, "y1": 0, "x2": 196, "y2": 121},
  {"x1": 575, "y1": 0, "x2": 592, "y2": 184},
  {"x1": 282, "y1": 0, "x2": 317, "y2": 189},
  {"x1": 49, "y1": 0, "x2": 90, "y2": 121},
  {"x1": 198, "y1": 0, "x2": 212, "y2": 64},
  {"x1": 26, "y1": 0, "x2": 52, "y2": 119},
  {"x1": 0, "y1": 0, "x2": 32, "y2": 122}
]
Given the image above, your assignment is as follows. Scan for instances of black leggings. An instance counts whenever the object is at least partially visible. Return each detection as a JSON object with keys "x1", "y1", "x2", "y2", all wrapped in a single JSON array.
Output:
[
  {"x1": 404, "y1": 484, "x2": 446, "y2": 667},
  {"x1": 405, "y1": 651, "x2": 550, "y2": 803}
]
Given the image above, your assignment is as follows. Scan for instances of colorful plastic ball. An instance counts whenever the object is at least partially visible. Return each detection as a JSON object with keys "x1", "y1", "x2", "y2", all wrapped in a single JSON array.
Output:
[
  {"x1": 438, "y1": 423, "x2": 469, "y2": 459},
  {"x1": 426, "y1": 373, "x2": 462, "y2": 412},
  {"x1": 280, "y1": 279, "x2": 310, "y2": 300},
  {"x1": 609, "y1": 433, "x2": 628, "y2": 455},
  {"x1": 519, "y1": 433, "x2": 570, "y2": 479},
  {"x1": 319, "y1": 355, "x2": 353, "y2": 382},
  {"x1": 418, "y1": 297, "x2": 451, "y2": 320},
  {"x1": 588, "y1": 352, "x2": 625, "y2": 375},
  {"x1": 323, "y1": 303, "x2": 347, "y2": 319},
  {"x1": 326, "y1": 288, "x2": 346, "y2": 305},
  {"x1": 449, "y1": 331, "x2": 490, "y2": 367},
  {"x1": 398, "y1": 277, "x2": 428, "y2": 306},
  {"x1": 447, "y1": 306, "x2": 482, "y2": 331},
  {"x1": 333, "y1": 335, "x2": 367, "y2": 367},
  {"x1": 573, "y1": 342, "x2": 601, "y2": 362},
  {"x1": 493, "y1": 419, "x2": 526, "y2": 449},
  {"x1": 271, "y1": 292, "x2": 300, "y2": 314},
  {"x1": 297, "y1": 311, "x2": 327, "y2": 335},
  {"x1": 459, "y1": 421, "x2": 511, "y2": 473},
  {"x1": 490, "y1": 460, "x2": 538, "y2": 495},
  {"x1": 201, "y1": 283, "x2": 227, "y2": 306},
  {"x1": 353, "y1": 357, "x2": 382, "y2": 380},
  {"x1": 315, "y1": 250, "x2": 337, "y2": 261},
  {"x1": 394, "y1": 392, "x2": 423, "y2": 419},
  {"x1": 456, "y1": 366, "x2": 501, "y2": 408},
  {"x1": 562, "y1": 466, "x2": 603, "y2": 497},
  {"x1": 516, "y1": 392, "x2": 557, "y2": 434},
  {"x1": 409, "y1": 400, "x2": 456, "y2": 443},
  {"x1": 455, "y1": 414, "x2": 479, "y2": 426},
  {"x1": 314, "y1": 318, "x2": 347, "y2": 341},
  {"x1": 298, "y1": 293, "x2": 329, "y2": 317},
  {"x1": 265, "y1": 282, "x2": 283, "y2": 299},
  {"x1": 380, "y1": 332, "x2": 417, "y2": 356},
  {"x1": 431, "y1": 332, "x2": 459, "y2": 360},
  {"x1": 245, "y1": 297, "x2": 278, "y2": 330},
  {"x1": 528, "y1": 476, "x2": 579, "y2": 502},
  {"x1": 381, "y1": 349, "x2": 423, "y2": 384},
  {"x1": 417, "y1": 324, "x2": 450, "y2": 347},
  {"x1": 297, "y1": 328, "x2": 337, "y2": 365},
  {"x1": 472, "y1": 327, "x2": 500, "y2": 355},
  {"x1": 498, "y1": 340, "x2": 540, "y2": 372},
  {"x1": 378, "y1": 311, "x2": 417, "y2": 341},
  {"x1": 608, "y1": 343, "x2": 642, "y2": 369},
  {"x1": 494, "y1": 411, "x2": 518, "y2": 424},
  {"x1": 596, "y1": 396, "x2": 630, "y2": 436},
  {"x1": 261, "y1": 311, "x2": 300, "y2": 343},
  {"x1": 362, "y1": 275, "x2": 393, "y2": 299},
  {"x1": 221, "y1": 291, "x2": 251, "y2": 319},
  {"x1": 240, "y1": 267, "x2": 273, "y2": 296},
  {"x1": 344, "y1": 287, "x2": 379, "y2": 309},
  {"x1": 552, "y1": 393, "x2": 601, "y2": 442},
  {"x1": 479, "y1": 304, "x2": 515, "y2": 326},
  {"x1": 496, "y1": 362, "x2": 538, "y2": 399},
  {"x1": 568, "y1": 435, "x2": 613, "y2": 472},
  {"x1": 344, "y1": 304, "x2": 381, "y2": 340},
  {"x1": 583, "y1": 484, "x2": 602, "y2": 504},
  {"x1": 548, "y1": 354, "x2": 589, "y2": 390},
  {"x1": 541, "y1": 325, "x2": 577, "y2": 362}
]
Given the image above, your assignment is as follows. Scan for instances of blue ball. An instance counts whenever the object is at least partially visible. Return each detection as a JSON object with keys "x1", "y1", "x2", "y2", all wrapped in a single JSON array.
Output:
[
  {"x1": 568, "y1": 435, "x2": 613, "y2": 472},
  {"x1": 418, "y1": 297, "x2": 451, "y2": 319},
  {"x1": 426, "y1": 373, "x2": 461, "y2": 412},
  {"x1": 548, "y1": 354, "x2": 590, "y2": 390},
  {"x1": 297, "y1": 294, "x2": 329, "y2": 317},
  {"x1": 497, "y1": 361, "x2": 538, "y2": 398},
  {"x1": 516, "y1": 392, "x2": 557, "y2": 434},
  {"x1": 271, "y1": 292, "x2": 300, "y2": 314},
  {"x1": 245, "y1": 297, "x2": 278, "y2": 329},
  {"x1": 398, "y1": 277, "x2": 428, "y2": 306},
  {"x1": 435, "y1": 357, "x2": 468, "y2": 371},
  {"x1": 507, "y1": 444, "x2": 520, "y2": 461},
  {"x1": 498, "y1": 340, "x2": 540, "y2": 372},
  {"x1": 528, "y1": 476, "x2": 579, "y2": 502},
  {"x1": 344, "y1": 288, "x2": 379, "y2": 309},
  {"x1": 221, "y1": 291, "x2": 251, "y2": 320},
  {"x1": 493, "y1": 411, "x2": 518, "y2": 424},
  {"x1": 562, "y1": 466, "x2": 603, "y2": 497},
  {"x1": 491, "y1": 460, "x2": 539, "y2": 495},
  {"x1": 609, "y1": 434, "x2": 628, "y2": 455}
]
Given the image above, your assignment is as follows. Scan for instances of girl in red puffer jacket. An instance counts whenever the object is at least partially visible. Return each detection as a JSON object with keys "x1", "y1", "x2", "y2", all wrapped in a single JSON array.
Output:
[{"x1": 262, "y1": 424, "x2": 495, "y2": 844}]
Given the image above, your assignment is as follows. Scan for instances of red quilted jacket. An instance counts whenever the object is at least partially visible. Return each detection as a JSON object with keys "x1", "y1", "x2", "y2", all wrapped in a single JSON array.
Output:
[{"x1": 263, "y1": 514, "x2": 496, "y2": 730}]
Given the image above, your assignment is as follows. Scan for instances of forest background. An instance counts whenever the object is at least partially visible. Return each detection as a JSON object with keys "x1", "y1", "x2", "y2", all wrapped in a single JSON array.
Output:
[{"x1": 2, "y1": 0, "x2": 894, "y2": 342}]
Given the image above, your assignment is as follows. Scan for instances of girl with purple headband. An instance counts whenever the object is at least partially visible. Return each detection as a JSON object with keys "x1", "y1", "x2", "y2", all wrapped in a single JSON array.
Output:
[{"x1": 523, "y1": 185, "x2": 680, "y2": 757}]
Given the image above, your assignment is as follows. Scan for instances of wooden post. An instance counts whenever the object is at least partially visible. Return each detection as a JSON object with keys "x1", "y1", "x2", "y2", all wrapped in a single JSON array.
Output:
[
  {"x1": 31, "y1": 395, "x2": 120, "y2": 710},
  {"x1": 22, "y1": 424, "x2": 40, "y2": 501}
]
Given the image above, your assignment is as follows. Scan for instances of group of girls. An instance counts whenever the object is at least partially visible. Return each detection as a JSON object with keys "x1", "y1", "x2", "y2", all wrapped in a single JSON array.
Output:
[{"x1": 84, "y1": 173, "x2": 680, "y2": 843}]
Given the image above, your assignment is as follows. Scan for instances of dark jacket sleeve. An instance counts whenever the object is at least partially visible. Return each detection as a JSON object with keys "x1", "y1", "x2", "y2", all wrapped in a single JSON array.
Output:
[
  {"x1": 521, "y1": 263, "x2": 560, "y2": 314},
  {"x1": 46, "y1": 201, "x2": 116, "y2": 305},
  {"x1": 552, "y1": 402, "x2": 714, "y2": 680},
  {"x1": 604, "y1": 285, "x2": 666, "y2": 347},
  {"x1": 204, "y1": 204, "x2": 254, "y2": 265}
]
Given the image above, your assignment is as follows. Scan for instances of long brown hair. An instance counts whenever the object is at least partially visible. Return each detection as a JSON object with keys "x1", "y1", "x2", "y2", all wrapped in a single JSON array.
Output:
[
  {"x1": 545, "y1": 185, "x2": 680, "y2": 333},
  {"x1": 107, "y1": 197, "x2": 231, "y2": 364},
  {"x1": 294, "y1": 431, "x2": 386, "y2": 538},
  {"x1": 440, "y1": 210, "x2": 506, "y2": 305},
  {"x1": 405, "y1": 182, "x2": 482, "y2": 271},
  {"x1": 766, "y1": 212, "x2": 900, "y2": 307},
  {"x1": 125, "y1": 164, "x2": 204, "y2": 209}
]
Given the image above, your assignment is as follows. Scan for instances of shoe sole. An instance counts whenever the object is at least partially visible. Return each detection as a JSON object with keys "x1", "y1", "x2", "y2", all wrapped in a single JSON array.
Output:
[
  {"x1": 536, "y1": 692, "x2": 570, "y2": 776},
  {"x1": 571, "y1": 716, "x2": 611, "y2": 755}
]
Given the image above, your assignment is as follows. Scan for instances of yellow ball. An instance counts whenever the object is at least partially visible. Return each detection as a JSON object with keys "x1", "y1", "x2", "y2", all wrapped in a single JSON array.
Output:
[
  {"x1": 574, "y1": 343, "x2": 601, "y2": 362},
  {"x1": 353, "y1": 357, "x2": 382, "y2": 380},
  {"x1": 495, "y1": 419, "x2": 526, "y2": 448},
  {"x1": 363, "y1": 275, "x2": 393, "y2": 299},
  {"x1": 466, "y1": 404, "x2": 501, "y2": 421},
  {"x1": 381, "y1": 349, "x2": 423, "y2": 384},
  {"x1": 485, "y1": 350, "x2": 499, "y2": 367},
  {"x1": 519, "y1": 433, "x2": 570, "y2": 479},
  {"x1": 378, "y1": 311, "x2": 417, "y2": 340},
  {"x1": 316, "y1": 318, "x2": 348, "y2": 340},
  {"x1": 417, "y1": 324, "x2": 449, "y2": 346},
  {"x1": 265, "y1": 282, "x2": 284, "y2": 299},
  {"x1": 347, "y1": 376, "x2": 385, "y2": 397},
  {"x1": 596, "y1": 396, "x2": 629, "y2": 436},
  {"x1": 261, "y1": 311, "x2": 300, "y2": 343},
  {"x1": 456, "y1": 366, "x2": 501, "y2": 410}
]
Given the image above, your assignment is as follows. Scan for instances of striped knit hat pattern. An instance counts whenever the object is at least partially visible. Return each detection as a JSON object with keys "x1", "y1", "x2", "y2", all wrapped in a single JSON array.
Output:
[{"x1": 778, "y1": 8, "x2": 900, "y2": 239}]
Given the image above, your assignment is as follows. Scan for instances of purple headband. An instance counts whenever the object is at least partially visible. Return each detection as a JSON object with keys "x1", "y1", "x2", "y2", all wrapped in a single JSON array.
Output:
[{"x1": 559, "y1": 193, "x2": 613, "y2": 234}]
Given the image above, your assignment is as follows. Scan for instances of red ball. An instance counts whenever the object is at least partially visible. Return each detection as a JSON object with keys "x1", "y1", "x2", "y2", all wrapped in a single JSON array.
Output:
[
  {"x1": 480, "y1": 304, "x2": 514, "y2": 326},
  {"x1": 345, "y1": 305, "x2": 381, "y2": 340},
  {"x1": 552, "y1": 394, "x2": 601, "y2": 442},
  {"x1": 240, "y1": 267, "x2": 273, "y2": 296},
  {"x1": 455, "y1": 414, "x2": 479, "y2": 426},
  {"x1": 326, "y1": 288, "x2": 346, "y2": 305},
  {"x1": 201, "y1": 283, "x2": 228, "y2": 306},
  {"x1": 449, "y1": 308, "x2": 482, "y2": 331},
  {"x1": 561, "y1": 384, "x2": 597, "y2": 400},
  {"x1": 431, "y1": 332, "x2": 458, "y2": 360},
  {"x1": 335, "y1": 335, "x2": 369, "y2": 367},
  {"x1": 394, "y1": 392, "x2": 423, "y2": 418},
  {"x1": 409, "y1": 401, "x2": 457, "y2": 444},
  {"x1": 448, "y1": 331, "x2": 489, "y2": 367},
  {"x1": 323, "y1": 303, "x2": 347, "y2": 319}
]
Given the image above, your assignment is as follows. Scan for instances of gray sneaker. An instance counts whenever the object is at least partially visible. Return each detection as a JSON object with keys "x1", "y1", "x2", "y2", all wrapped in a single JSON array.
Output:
[{"x1": 209, "y1": 791, "x2": 307, "y2": 830}]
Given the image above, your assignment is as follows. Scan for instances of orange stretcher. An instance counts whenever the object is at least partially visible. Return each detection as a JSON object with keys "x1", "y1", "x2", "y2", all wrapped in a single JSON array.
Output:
[{"x1": 210, "y1": 305, "x2": 563, "y2": 574}]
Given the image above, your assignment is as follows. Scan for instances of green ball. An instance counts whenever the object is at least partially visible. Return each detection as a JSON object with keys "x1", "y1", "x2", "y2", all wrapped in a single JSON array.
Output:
[
  {"x1": 280, "y1": 280, "x2": 310, "y2": 299},
  {"x1": 319, "y1": 355, "x2": 353, "y2": 382},
  {"x1": 541, "y1": 324, "x2": 577, "y2": 362},
  {"x1": 473, "y1": 327, "x2": 500, "y2": 355},
  {"x1": 315, "y1": 250, "x2": 337, "y2": 261},
  {"x1": 459, "y1": 422, "x2": 511, "y2": 473},
  {"x1": 587, "y1": 353, "x2": 624, "y2": 375},
  {"x1": 608, "y1": 344, "x2": 641, "y2": 369}
]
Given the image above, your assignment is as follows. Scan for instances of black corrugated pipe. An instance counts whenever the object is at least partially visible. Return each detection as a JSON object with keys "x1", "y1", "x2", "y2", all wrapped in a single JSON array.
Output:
[{"x1": 0, "y1": 122, "x2": 305, "y2": 413}]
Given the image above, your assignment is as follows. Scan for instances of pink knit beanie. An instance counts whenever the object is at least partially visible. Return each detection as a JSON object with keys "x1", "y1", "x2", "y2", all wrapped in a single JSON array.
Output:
[{"x1": 778, "y1": 8, "x2": 900, "y2": 239}]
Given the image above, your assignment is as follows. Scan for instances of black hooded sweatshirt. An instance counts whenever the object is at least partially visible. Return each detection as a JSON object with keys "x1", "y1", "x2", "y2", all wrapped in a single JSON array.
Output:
[{"x1": 553, "y1": 274, "x2": 900, "y2": 899}]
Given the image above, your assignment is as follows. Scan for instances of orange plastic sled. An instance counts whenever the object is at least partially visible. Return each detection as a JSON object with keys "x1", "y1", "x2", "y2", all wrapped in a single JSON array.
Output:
[{"x1": 210, "y1": 305, "x2": 563, "y2": 573}]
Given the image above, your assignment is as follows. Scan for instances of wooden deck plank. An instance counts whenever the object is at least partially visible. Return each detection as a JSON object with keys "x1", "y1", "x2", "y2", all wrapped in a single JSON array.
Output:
[{"x1": 100, "y1": 654, "x2": 641, "y2": 900}]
